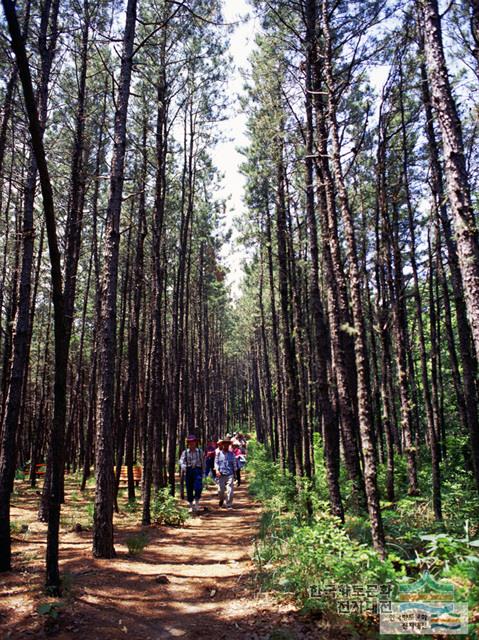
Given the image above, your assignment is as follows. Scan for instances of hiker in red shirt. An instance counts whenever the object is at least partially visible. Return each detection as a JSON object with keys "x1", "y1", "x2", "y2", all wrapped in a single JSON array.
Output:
[
  {"x1": 204, "y1": 436, "x2": 217, "y2": 479},
  {"x1": 232, "y1": 442, "x2": 246, "y2": 487}
]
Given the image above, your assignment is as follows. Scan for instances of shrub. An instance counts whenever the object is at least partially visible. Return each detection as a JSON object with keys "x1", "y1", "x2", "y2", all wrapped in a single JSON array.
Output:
[
  {"x1": 248, "y1": 440, "x2": 397, "y2": 608},
  {"x1": 125, "y1": 531, "x2": 149, "y2": 555},
  {"x1": 441, "y1": 471, "x2": 479, "y2": 535},
  {"x1": 247, "y1": 440, "x2": 296, "y2": 509},
  {"x1": 152, "y1": 488, "x2": 188, "y2": 526},
  {"x1": 255, "y1": 510, "x2": 397, "y2": 607},
  {"x1": 413, "y1": 525, "x2": 479, "y2": 572},
  {"x1": 247, "y1": 437, "x2": 478, "y2": 628},
  {"x1": 124, "y1": 499, "x2": 140, "y2": 515},
  {"x1": 10, "y1": 521, "x2": 28, "y2": 535},
  {"x1": 15, "y1": 469, "x2": 25, "y2": 481}
]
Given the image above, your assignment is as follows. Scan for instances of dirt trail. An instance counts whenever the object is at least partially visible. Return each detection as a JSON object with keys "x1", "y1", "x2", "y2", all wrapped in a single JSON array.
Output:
[{"x1": 2, "y1": 479, "x2": 349, "y2": 640}]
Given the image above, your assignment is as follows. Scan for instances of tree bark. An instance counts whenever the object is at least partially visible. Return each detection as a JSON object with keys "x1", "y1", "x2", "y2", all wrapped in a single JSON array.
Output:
[
  {"x1": 0, "y1": 0, "x2": 60, "y2": 573},
  {"x1": 321, "y1": 0, "x2": 385, "y2": 556},
  {"x1": 418, "y1": 32, "x2": 479, "y2": 491},
  {"x1": 420, "y1": 0, "x2": 479, "y2": 360},
  {"x1": 2, "y1": 0, "x2": 68, "y2": 593},
  {"x1": 93, "y1": 0, "x2": 137, "y2": 559}
]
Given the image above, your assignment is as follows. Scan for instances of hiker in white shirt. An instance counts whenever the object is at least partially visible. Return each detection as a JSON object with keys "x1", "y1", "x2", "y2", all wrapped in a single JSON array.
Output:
[
  {"x1": 214, "y1": 437, "x2": 238, "y2": 509},
  {"x1": 179, "y1": 434, "x2": 204, "y2": 513}
]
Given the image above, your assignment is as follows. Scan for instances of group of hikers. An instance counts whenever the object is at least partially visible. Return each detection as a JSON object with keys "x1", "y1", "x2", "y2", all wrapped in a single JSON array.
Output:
[{"x1": 179, "y1": 433, "x2": 247, "y2": 514}]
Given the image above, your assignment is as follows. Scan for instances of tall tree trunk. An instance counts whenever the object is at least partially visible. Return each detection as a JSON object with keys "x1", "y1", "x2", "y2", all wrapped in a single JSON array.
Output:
[
  {"x1": 420, "y1": 0, "x2": 479, "y2": 359},
  {"x1": 310, "y1": 48, "x2": 364, "y2": 501},
  {"x1": 258, "y1": 248, "x2": 277, "y2": 458},
  {"x1": 2, "y1": 0, "x2": 68, "y2": 593},
  {"x1": 265, "y1": 202, "x2": 286, "y2": 465},
  {"x1": 0, "y1": 0, "x2": 60, "y2": 573},
  {"x1": 145, "y1": 28, "x2": 168, "y2": 520},
  {"x1": 274, "y1": 127, "x2": 302, "y2": 477},
  {"x1": 418, "y1": 33, "x2": 479, "y2": 491},
  {"x1": 398, "y1": 64, "x2": 441, "y2": 516},
  {"x1": 321, "y1": 0, "x2": 385, "y2": 556},
  {"x1": 303, "y1": 0, "x2": 345, "y2": 517},
  {"x1": 93, "y1": 0, "x2": 137, "y2": 558},
  {"x1": 125, "y1": 124, "x2": 147, "y2": 503}
]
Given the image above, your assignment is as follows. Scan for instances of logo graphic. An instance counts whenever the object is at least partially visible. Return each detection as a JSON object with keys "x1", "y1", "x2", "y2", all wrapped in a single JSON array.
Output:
[{"x1": 380, "y1": 571, "x2": 468, "y2": 635}]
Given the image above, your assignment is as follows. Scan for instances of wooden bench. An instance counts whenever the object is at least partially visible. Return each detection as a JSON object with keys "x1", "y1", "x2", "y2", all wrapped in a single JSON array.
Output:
[{"x1": 116, "y1": 466, "x2": 142, "y2": 487}]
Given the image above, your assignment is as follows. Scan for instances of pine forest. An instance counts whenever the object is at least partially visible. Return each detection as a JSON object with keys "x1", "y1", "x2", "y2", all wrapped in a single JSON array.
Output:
[{"x1": 0, "y1": 0, "x2": 479, "y2": 638}]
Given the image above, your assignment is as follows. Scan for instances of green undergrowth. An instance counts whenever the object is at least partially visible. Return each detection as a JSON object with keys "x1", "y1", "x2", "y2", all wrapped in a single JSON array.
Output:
[
  {"x1": 125, "y1": 531, "x2": 149, "y2": 555},
  {"x1": 247, "y1": 438, "x2": 479, "y2": 636},
  {"x1": 248, "y1": 440, "x2": 396, "y2": 606},
  {"x1": 152, "y1": 488, "x2": 188, "y2": 526}
]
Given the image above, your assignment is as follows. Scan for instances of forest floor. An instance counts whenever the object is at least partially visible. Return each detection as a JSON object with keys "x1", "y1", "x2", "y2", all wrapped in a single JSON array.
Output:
[{"x1": 1, "y1": 475, "x2": 356, "y2": 640}]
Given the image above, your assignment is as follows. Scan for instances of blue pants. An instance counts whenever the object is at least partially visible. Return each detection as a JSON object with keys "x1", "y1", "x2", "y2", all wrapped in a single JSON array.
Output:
[{"x1": 185, "y1": 467, "x2": 203, "y2": 503}]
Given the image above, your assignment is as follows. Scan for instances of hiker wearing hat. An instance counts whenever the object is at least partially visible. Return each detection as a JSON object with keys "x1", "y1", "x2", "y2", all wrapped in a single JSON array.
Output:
[
  {"x1": 232, "y1": 432, "x2": 247, "y2": 449},
  {"x1": 214, "y1": 437, "x2": 238, "y2": 509},
  {"x1": 179, "y1": 435, "x2": 204, "y2": 513}
]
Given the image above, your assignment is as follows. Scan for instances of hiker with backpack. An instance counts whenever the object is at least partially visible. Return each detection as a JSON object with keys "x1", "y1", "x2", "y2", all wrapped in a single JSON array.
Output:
[
  {"x1": 214, "y1": 436, "x2": 238, "y2": 509},
  {"x1": 179, "y1": 434, "x2": 204, "y2": 514}
]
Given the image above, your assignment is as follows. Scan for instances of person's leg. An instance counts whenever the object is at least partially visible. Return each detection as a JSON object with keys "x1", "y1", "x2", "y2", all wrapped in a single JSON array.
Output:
[
  {"x1": 193, "y1": 468, "x2": 203, "y2": 510},
  {"x1": 218, "y1": 475, "x2": 226, "y2": 506},
  {"x1": 194, "y1": 468, "x2": 203, "y2": 498},
  {"x1": 185, "y1": 469, "x2": 194, "y2": 510},
  {"x1": 225, "y1": 474, "x2": 234, "y2": 507},
  {"x1": 236, "y1": 468, "x2": 241, "y2": 486}
]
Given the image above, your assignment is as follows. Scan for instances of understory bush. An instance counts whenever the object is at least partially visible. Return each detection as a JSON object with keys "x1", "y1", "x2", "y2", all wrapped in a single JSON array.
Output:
[
  {"x1": 125, "y1": 531, "x2": 149, "y2": 555},
  {"x1": 85, "y1": 501, "x2": 94, "y2": 527},
  {"x1": 124, "y1": 499, "x2": 140, "y2": 515},
  {"x1": 152, "y1": 488, "x2": 188, "y2": 526},
  {"x1": 247, "y1": 440, "x2": 296, "y2": 508},
  {"x1": 248, "y1": 438, "x2": 479, "y2": 631},
  {"x1": 254, "y1": 509, "x2": 397, "y2": 608},
  {"x1": 249, "y1": 440, "x2": 397, "y2": 609}
]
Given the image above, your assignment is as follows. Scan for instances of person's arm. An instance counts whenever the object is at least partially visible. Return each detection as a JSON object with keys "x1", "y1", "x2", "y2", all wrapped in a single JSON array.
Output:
[
  {"x1": 179, "y1": 450, "x2": 186, "y2": 472},
  {"x1": 214, "y1": 450, "x2": 222, "y2": 476}
]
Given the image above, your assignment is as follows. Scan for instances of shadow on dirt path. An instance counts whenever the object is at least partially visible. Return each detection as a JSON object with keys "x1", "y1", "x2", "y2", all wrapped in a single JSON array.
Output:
[{"x1": 2, "y1": 478, "x2": 354, "y2": 640}]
